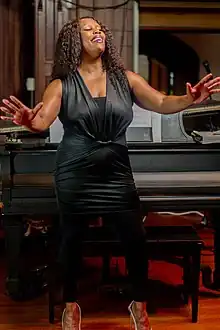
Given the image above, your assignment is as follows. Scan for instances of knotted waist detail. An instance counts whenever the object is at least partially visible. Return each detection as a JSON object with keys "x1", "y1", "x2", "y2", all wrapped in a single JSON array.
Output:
[
  {"x1": 95, "y1": 135, "x2": 126, "y2": 146},
  {"x1": 97, "y1": 140, "x2": 112, "y2": 144}
]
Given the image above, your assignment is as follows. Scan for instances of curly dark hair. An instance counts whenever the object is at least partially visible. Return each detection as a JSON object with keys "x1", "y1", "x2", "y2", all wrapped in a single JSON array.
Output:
[{"x1": 51, "y1": 16, "x2": 128, "y2": 90}]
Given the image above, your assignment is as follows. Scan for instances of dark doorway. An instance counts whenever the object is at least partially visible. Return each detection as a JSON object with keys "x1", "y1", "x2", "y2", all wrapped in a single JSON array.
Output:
[{"x1": 139, "y1": 30, "x2": 200, "y2": 95}]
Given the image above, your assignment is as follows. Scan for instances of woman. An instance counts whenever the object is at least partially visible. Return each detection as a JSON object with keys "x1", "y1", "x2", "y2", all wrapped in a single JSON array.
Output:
[{"x1": 1, "y1": 16, "x2": 220, "y2": 330}]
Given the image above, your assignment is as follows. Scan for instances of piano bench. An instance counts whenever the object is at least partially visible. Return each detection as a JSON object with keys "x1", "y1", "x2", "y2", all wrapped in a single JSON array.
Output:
[
  {"x1": 47, "y1": 225, "x2": 203, "y2": 324},
  {"x1": 82, "y1": 225, "x2": 203, "y2": 323},
  {"x1": 145, "y1": 225, "x2": 204, "y2": 323}
]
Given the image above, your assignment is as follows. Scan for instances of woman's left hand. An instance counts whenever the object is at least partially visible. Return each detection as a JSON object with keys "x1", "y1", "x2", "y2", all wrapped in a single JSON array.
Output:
[{"x1": 186, "y1": 73, "x2": 220, "y2": 104}]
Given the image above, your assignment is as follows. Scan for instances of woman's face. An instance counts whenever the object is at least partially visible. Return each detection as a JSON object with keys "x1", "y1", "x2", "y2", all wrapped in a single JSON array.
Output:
[{"x1": 79, "y1": 18, "x2": 106, "y2": 58}]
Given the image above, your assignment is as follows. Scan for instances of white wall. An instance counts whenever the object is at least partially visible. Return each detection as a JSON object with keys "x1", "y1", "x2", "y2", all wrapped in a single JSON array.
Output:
[
  {"x1": 50, "y1": 117, "x2": 63, "y2": 143},
  {"x1": 174, "y1": 33, "x2": 220, "y2": 100},
  {"x1": 136, "y1": 54, "x2": 162, "y2": 142}
]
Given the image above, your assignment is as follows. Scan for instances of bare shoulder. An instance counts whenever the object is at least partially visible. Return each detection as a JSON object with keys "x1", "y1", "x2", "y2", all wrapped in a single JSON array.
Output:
[
  {"x1": 125, "y1": 70, "x2": 136, "y2": 86},
  {"x1": 47, "y1": 79, "x2": 62, "y2": 93},
  {"x1": 44, "y1": 79, "x2": 62, "y2": 98},
  {"x1": 125, "y1": 70, "x2": 147, "y2": 89}
]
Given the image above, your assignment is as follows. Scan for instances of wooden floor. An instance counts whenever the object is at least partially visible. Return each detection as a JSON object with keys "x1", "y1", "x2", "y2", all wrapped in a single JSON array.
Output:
[{"x1": 1, "y1": 213, "x2": 220, "y2": 329}]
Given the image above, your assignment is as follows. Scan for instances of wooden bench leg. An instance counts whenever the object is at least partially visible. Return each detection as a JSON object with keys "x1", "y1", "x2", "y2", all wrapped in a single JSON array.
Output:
[
  {"x1": 183, "y1": 255, "x2": 190, "y2": 305},
  {"x1": 3, "y1": 216, "x2": 23, "y2": 280},
  {"x1": 48, "y1": 289, "x2": 55, "y2": 324},
  {"x1": 102, "y1": 253, "x2": 111, "y2": 283},
  {"x1": 191, "y1": 247, "x2": 201, "y2": 323},
  {"x1": 47, "y1": 262, "x2": 62, "y2": 324}
]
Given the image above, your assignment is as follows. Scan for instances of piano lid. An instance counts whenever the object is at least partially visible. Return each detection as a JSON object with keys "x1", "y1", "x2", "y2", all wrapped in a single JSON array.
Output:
[
  {"x1": 183, "y1": 99, "x2": 220, "y2": 116},
  {"x1": 160, "y1": 98, "x2": 220, "y2": 143},
  {"x1": 0, "y1": 118, "x2": 49, "y2": 146},
  {"x1": 182, "y1": 99, "x2": 220, "y2": 142}
]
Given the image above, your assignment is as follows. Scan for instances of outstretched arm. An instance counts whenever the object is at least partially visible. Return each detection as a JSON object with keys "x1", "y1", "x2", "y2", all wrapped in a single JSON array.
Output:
[
  {"x1": 0, "y1": 79, "x2": 62, "y2": 132},
  {"x1": 126, "y1": 71, "x2": 220, "y2": 114}
]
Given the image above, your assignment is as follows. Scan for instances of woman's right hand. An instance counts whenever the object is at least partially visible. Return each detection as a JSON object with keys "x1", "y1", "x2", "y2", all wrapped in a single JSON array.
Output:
[{"x1": 0, "y1": 96, "x2": 43, "y2": 127}]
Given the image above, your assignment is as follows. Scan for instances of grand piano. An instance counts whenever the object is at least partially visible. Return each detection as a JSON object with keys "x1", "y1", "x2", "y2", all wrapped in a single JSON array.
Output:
[
  {"x1": 2, "y1": 99, "x2": 220, "y2": 215},
  {"x1": 2, "y1": 141, "x2": 220, "y2": 215},
  {"x1": 1, "y1": 98, "x2": 220, "y2": 299}
]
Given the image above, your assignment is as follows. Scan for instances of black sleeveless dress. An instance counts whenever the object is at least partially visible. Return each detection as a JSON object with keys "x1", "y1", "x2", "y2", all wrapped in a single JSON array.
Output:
[{"x1": 54, "y1": 70, "x2": 140, "y2": 216}]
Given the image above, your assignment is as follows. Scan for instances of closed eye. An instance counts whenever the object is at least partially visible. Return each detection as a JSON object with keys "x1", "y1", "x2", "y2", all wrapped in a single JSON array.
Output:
[{"x1": 83, "y1": 27, "x2": 92, "y2": 31}]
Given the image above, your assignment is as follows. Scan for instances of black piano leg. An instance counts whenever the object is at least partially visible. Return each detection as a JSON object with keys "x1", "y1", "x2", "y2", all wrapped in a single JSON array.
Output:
[
  {"x1": 102, "y1": 252, "x2": 111, "y2": 283},
  {"x1": 191, "y1": 248, "x2": 201, "y2": 323},
  {"x1": 212, "y1": 210, "x2": 220, "y2": 289},
  {"x1": 201, "y1": 209, "x2": 220, "y2": 290},
  {"x1": 2, "y1": 215, "x2": 24, "y2": 299},
  {"x1": 182, "y1": 255, "x2": 190, "y2": 305}
]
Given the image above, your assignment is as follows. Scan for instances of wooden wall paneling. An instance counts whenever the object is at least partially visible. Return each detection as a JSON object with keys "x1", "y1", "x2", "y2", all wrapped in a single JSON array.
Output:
[
  {"x1": 150, "y1": 59, "x2": 160, "y2": 90},
  {"x1": 96, "y1": 0, "x2": 112, "y2": 28},
  {"x1": 150, "y1": 61, "x2": 168, "y2": 94},
  {"x1": 0, "y1": 0, "x2": 23, "y2": 128},
  {"x1": 77, "y1": 0, "x2": 93, "y2": 18},
  {"x1": 56, "y1": 2, "x2": 70, "y2": 37},
  {"x1": 35, "y1": 0, "x2": 46, "y2": 103},
  {"x1": 9, "y1": 0, "x2": 22, "y2": 97},
  {"x1": 45, "y1": 0, "x2": 55, "y2": 61},
  {"x1": 139, "y1": 9, "x2": 220, "y2": 30},
  {"x1": 159, "y1": 64, "x2": 169, "y2": 95},
  {"x1": 0, "y1": 3, "x2": 8, "y2": 101},
  {"x1": 35, "y1": 0, "x2": 59, "y2": 102},
  {"x1": 65, "y1": 2, "x2": 77, "y2": 21},
  {"x1": 0, "y1": 0, "x2": 22, "y2": 99},
  {"x1": 93, "y1": 0, "x2": 133, "y2": 69},
  {"x1": 140, "y1": 1, "x2": 220, "y2": 10}
]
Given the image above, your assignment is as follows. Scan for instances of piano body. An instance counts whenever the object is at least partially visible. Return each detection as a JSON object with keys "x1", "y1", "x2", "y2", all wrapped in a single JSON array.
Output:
[
  {"x1": 2, "y1": 99, "x2": 220, "y2": 214},
  {"x1": 2, "y1": 142, "x2": 220, "y2": 216},
  {"x1": 1, "y1": 99, "x2": 220, "y2": 297}
]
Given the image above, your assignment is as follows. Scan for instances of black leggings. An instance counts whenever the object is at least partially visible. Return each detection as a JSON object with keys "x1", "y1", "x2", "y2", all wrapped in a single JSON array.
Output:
[{"x1": 58, "y1": 211, "x2": 148, "y2": 303}]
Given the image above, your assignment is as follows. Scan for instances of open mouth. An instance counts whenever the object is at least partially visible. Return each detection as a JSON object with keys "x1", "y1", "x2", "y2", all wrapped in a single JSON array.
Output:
[{"x1": 91, "y1": 36, "x2": 103, "y2": 43}]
